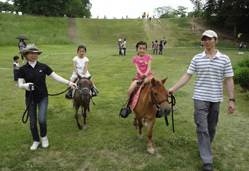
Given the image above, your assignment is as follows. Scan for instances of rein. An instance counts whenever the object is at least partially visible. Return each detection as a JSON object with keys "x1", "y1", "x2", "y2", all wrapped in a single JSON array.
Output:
[
  {"x1": 22, "y1": 84, "x2": 71, "y2": 124},
  {"x1": 169, "y1": 94, "x2": 176, "y2": 133}
]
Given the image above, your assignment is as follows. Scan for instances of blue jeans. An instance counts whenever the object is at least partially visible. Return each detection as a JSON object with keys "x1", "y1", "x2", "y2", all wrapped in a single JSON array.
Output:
[{"x1": 26, "y1": 97, "x2": 48, "y2": 142}]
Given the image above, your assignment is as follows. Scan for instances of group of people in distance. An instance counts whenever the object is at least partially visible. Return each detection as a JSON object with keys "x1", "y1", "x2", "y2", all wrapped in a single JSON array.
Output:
[
  {"x1": 14, "y1": 30, "x2": 234, "y2": 171},
  {"x1": 152, "y1": 37, "x2": 167, "y2": 55}
]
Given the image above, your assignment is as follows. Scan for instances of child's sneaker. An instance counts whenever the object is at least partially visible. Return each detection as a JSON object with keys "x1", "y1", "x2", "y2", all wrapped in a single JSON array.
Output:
[
  {"x1": 92, "y1": 87, "x2": 98, "y2": 97},
  {"x1": 41, "y1": 136, "x2": 49, "y2": 148},
  {"x1": 14, "y1": 84, "x2": 18, "y2": 86},
  {"x1": 30, "y1": 141, "x2": 40, "y2": 150}
]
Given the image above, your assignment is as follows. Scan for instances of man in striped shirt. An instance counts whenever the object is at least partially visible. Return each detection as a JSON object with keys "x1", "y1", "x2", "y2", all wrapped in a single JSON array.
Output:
[{"x1": 168, "y1": 30, "x2": 235, "y2": 171}]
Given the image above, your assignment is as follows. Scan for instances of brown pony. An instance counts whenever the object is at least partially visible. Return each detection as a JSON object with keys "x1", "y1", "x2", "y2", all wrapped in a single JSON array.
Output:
[
  {"x1": 133, "y1": 77, "x2": 171, "y2": 154},
  {"x1": 73, "y1": 75, "x2": 92, "y2": 130}
]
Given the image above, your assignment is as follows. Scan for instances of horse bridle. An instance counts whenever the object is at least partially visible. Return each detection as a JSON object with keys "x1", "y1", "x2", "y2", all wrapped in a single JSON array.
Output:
[
  {"x1": 150, "y1": 82, "x2": 176, "y2": 133},
  {"x1": 77, "y1": 87, "x2": 90, "y2": 93},
  {"x1": 150, "y1": 83, "x2": 169, "y2": 110}
]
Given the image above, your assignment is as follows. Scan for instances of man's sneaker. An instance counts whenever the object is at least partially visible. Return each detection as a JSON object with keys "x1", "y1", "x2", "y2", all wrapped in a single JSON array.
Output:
[
  {"x1": 30, "y1": 141, "x2": 40, "y2": 150},
  {"x1": 41, "y1": 136, "x2": 49, "y2": 148},
  {"x1": 203, "y1": 163, "x2": 213, "y2": 171}
]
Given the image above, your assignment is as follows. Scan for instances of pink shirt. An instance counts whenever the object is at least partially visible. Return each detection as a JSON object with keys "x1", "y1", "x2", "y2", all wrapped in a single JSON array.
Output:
[{"x1": 132, "y1": 54, "x2": 153, "y2": 79}]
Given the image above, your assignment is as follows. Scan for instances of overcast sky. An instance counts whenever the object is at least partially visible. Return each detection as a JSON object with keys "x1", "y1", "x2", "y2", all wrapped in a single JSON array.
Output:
[
  {"x1": 90, "y1": 0, "x2": 194, "y2": 19},
  {"x1": 1, "y1": 0, "x2": 194, "y2": 19}
]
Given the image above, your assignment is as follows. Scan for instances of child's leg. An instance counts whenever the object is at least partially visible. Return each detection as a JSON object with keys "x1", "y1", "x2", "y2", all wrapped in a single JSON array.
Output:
[
  {"x1": 127, "y1": 80, "x2": 138, "y2": 103},
  {"x1": 89, "y1": 79, "x2": 94, "y2": 87}
]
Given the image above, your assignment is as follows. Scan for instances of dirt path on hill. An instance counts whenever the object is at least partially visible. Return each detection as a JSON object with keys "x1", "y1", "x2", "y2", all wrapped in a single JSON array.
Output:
[
  {"x1": 67, "y1": 18, "x2": 76, "y2": 44},
  {"x1": 189, "y1": 18, "x2": 237, "y2": 46}
]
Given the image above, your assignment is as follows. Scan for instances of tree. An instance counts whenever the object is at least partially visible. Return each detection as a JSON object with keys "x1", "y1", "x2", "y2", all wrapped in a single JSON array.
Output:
[
  {"x1": 11, "y1": 0, "x2": 91, "y2": 17},
  {"x1": 203, "y1": 0, "x2": 249, "y2": 36},
  {"x1": 190, "y1": 0, "x2": 204, "y2": 17},
  {"x1": 175, "y1": 6, "x2": 188, "y2": 17},
  {"x1": 154, "y1": 6, "x2": 177, "y2": 18},
  {"x1": 0, "y1": 1, "x2": 17, "y2": 12}
]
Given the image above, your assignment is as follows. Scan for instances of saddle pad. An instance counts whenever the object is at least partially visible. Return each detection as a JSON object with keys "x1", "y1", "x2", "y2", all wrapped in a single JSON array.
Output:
[{"x1": 129, "y1": 86, "x2": 142, "y2": 110}]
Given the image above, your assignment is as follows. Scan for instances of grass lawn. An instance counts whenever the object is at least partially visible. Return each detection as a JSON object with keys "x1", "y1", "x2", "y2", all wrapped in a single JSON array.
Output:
[
  {"x1": 1, "y1": 43, "x2": 249, "y2": 171},
  {"x1": 1, "y1": 13, "x2": 249, "y2": 171}
]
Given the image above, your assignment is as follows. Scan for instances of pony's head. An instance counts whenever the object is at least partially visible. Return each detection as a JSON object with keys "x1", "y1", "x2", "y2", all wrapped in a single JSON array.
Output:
[
  {"x1": 150, "y1": 77, "x2": 171, "y2": 116},
  {"x1": 76, "y1": 75, "x2": 92, "y2": 101}
]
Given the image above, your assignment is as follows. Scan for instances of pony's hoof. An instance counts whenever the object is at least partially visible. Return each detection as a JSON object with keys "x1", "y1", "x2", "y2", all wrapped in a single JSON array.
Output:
[
  {"x1": 143, "y1": 122, "x2": 148, "y2": 127},
  {"x1": 78, "y1": 125, "x2": 83, "y2": 130},
  {"x1": 83, "y1": 125, "x2": 87, "y2": 129},
  {"x1": 137, "y1": 134, "x2": 143, "y2": 140},
  {"x1": 147, "y1": 148, "x2": 155, "y2": 155}
]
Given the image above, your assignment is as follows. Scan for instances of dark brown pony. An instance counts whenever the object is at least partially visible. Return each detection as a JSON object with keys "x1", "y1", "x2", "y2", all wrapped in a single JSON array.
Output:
[
  {"x1": 133, "y1": 77, "x2": 171, "y2": 154},
  {"x1": 73, "y1": 75, "x2": 92, "y2": 130}
]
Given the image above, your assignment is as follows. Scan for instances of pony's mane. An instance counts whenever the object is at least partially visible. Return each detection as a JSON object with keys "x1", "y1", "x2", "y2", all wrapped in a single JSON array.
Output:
[{"x1": 142, "y1": 77, "x2": 161, "y2": 89}]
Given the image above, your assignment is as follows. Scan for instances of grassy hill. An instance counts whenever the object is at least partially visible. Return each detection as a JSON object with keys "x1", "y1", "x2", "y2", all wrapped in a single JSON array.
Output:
[{"x1": 0, "y1": 13, "x2": 238, "y2": 48}]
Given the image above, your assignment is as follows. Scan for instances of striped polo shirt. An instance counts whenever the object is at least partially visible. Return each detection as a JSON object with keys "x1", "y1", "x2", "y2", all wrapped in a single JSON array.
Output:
[{"x1": 187, "y1": 50, "x2": 234, "y2": 102}]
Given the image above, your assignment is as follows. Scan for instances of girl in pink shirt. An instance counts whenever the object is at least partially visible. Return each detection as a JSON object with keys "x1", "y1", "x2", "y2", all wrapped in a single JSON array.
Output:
[{"x1": 127, "y1": 41, "x2": 153, "y2": 102}]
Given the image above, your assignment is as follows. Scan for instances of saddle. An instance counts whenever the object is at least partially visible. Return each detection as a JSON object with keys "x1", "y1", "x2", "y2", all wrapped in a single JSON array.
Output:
[{"x1": 120, "y1": 78, "x2": 144, "y2": 118}]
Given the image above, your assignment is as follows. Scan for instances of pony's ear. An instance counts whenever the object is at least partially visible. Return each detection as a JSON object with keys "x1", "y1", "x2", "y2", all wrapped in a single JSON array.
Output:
[
  {"x1": 77, "y1": 73, "x2": 82, "y2": 79},
  {"x1": 151, "y1": 78, "x2": 156, "y2": 85},
  {"x1": 162, "y1": 77, "x2": 168, "y2": 84},
  {"x1": 87, "y1": 76, "x2": 92, "y2": 80}
]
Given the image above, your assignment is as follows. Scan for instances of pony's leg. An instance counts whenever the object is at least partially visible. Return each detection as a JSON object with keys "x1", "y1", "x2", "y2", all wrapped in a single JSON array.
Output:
[
  {"x1": 147, "y1": 118, "x2": 156, "y2": 155},
  {"x1": 81, "y1": 106, "x2": 84, "y2": 120},
  {"x1": 83, "y1": 106, "x2": 87, "y2": 129},
  {"x1": 143, "y1": 118, "x2": 148, "y2": 127},
  {"x1": 75, "y1": 105, "x2": 82, "y2": 130},
  {"x1": 133, "y1": 116, "x2": 137, "y2": 127},
  {"x1": 137, "y1": 118, "x2": 143, "y2": 139}
]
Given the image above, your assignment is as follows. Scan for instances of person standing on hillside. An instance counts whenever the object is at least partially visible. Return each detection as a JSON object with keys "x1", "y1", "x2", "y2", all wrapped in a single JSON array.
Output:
[
  {"x1": 168, "y1": 30, "x2": 235, "y2": 171},
  {"x1": 121, "y1": 38, "x2": 127, "y2": 56},
  {"x1": 153, "y1": 40, "x2": 158, "y2": 55},
  {"x1": 159, "y1": 40, "x2": 163, "y2": 55},
  {"x1": 18, "y1": 44, "x2": 77, "y2": 150},
  {"x1": 13, "y1": 55, "x2": 20, "y2": 86},
  {"x1": 118, "y1": 39, "x2": 123, "y2": 55},
  {"x1": 18, "y1": 39, "x2": 27, "y2": 63}
]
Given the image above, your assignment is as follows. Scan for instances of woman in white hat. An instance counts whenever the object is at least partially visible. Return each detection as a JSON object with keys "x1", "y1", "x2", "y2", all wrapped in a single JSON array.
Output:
[{"x1": 18, "y1": 44, "x2": 77, "y2": 150}]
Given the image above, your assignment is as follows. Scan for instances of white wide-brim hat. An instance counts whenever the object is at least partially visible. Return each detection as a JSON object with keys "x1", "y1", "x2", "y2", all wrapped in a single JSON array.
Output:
[
  {"x1": 20, "y1": 44, "x2": 43, "y2": 57},
  {"x1": 201, "y1": 30, "x2": 218, "y2": 41}
]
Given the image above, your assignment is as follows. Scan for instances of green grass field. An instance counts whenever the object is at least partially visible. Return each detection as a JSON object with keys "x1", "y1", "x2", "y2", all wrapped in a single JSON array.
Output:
[{"x1": 0, "y1": 13, "x2": 249, "y2": 171}]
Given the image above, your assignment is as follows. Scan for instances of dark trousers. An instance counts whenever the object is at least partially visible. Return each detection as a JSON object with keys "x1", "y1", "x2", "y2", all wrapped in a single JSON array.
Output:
[
  {"x1": 26, "y1": 97, "x2": 48, "y2": 142},
  {"x1": 153, "y1": 49, "x2": 158, "y2": 54},
  {"x1": 123, "y1": 48, "x2": 126, "y2": 56},
  {"x1": 194, "y1": 100, "x2": 220, "y2": 164}
]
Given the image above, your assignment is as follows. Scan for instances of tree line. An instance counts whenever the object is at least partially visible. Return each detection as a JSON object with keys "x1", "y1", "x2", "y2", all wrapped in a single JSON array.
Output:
[
  {"x1": 154, "y1": 0, "x2": 249, "y2": 36},
  {"x1": 0, "y1": 0, "x2": 92, "y2": 18}
]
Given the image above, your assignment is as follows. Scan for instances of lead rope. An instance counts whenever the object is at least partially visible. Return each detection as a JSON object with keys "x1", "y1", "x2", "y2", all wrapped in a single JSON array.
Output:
[
  {"x1": 170, "y1": 94, "x2": 176, "y2": 133},
  {"x1": 22, "y1": 85, "x2": 70, "y2": 124},
  {"x1": 22, "y1": 84, "x2": 33, "y2": 123}
]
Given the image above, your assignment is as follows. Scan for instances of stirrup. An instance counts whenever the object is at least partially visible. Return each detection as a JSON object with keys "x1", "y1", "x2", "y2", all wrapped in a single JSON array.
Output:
[{"x1": 65, "y1": 89, "x2": 72, "y2": 99}]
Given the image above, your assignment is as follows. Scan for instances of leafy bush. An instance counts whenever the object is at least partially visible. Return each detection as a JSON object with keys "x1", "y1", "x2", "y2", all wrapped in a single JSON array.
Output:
[
  {"x1": 237, "y1": 59, "x2": 249, "y2": 68},
  {"x1": 234, "y1": 67, "x2": 249, "y2": 89}
]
